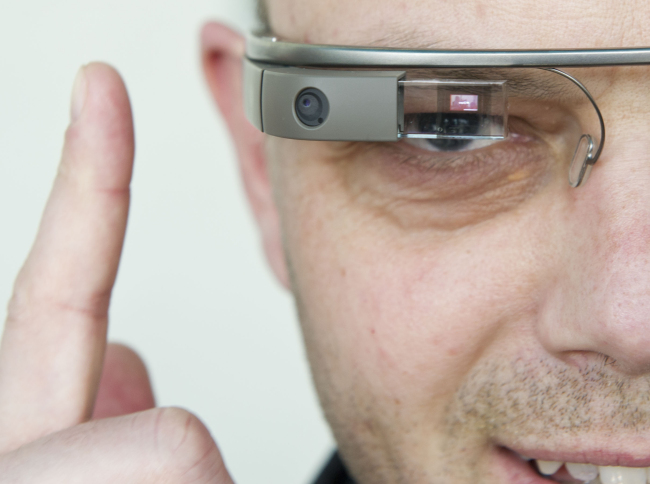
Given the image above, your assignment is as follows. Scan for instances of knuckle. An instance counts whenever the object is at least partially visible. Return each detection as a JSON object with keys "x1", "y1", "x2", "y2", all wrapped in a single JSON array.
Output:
[
  {"x1": 7, "y1": 281, "x2": 110, "y2": 327},
  {"x1": 149, "y1": 407, "x2": 225, "y2": 482},
  {"x1": 6, "y1": 257, "x2": 113, "y2": 325}
]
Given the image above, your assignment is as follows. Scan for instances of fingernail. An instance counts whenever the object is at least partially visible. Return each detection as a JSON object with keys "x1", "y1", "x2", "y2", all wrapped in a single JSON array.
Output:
[{"x1": 70, "y1": 66, "x2": 88, "y2": 122}]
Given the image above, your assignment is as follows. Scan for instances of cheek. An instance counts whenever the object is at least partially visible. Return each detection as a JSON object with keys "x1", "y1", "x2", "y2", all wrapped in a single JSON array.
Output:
[
  {"x1": 298, "y1": 231, "x2": 522, "y2": 406},
  {"x1": 280, "y1": 158, "x2": 564, "y2": 421},
  {"x1": 271, "y1": 141, "x2": 582, "y2": 476}
]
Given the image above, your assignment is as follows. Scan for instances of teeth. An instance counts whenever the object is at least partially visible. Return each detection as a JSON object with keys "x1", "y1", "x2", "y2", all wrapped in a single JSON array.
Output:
[
  {"x1": 599, "y1": 466, "x2": 646, "y2": 484},
  {"x1": 537, "y1": 460, "x2": 563, "y2": 475},
  {"x1": 532, "y1": 460, "x2": 650, "y2": 483},
  {"x1": 567, "y1": 463, "x2": 599, "y2": 481}
]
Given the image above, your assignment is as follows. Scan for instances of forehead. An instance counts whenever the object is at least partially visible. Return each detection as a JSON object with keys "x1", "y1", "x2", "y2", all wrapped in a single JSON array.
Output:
[{"x1": 266, "y1": 0, "x2": 650, "y2": 50}]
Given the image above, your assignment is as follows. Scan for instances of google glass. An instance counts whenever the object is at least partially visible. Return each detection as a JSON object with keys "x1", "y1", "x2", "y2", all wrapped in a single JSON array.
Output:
[{"x1": 244, "y1": 33, "x2": 650, "y2": 187}]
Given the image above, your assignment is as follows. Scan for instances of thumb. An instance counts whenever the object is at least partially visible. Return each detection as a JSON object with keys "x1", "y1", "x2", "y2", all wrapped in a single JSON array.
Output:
[{"x1": 92, "y1": 343, "x2": 156, "y2": 419}]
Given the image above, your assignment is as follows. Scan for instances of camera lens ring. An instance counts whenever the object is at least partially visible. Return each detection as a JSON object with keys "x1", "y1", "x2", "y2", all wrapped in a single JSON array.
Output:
[{"x1": 295, "y1": 88, "x2": 329, "y2": 127}]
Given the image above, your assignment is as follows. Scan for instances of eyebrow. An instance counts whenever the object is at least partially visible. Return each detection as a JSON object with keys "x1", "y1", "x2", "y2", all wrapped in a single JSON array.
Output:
[
  {"x1": 360, "y1": 32, "x2": 594, "y2": 100},
  {"x1": 404, "y1": 67, "x2": 582, "y2": 101},
  {"x1": 366, "y1": 32, "x2": 449, "y2": 51},
  {"x1": 324, "y1": 32, "x2": 587, "y2": 100}
]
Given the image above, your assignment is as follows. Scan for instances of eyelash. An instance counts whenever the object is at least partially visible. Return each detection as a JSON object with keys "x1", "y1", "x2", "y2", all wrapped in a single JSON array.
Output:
[
  {"x1": 402, "y1": 137, "x2": 497, "y2": 155},
  {"x1": 388, "y1": 117, "x2": 539, "y2": 170}
]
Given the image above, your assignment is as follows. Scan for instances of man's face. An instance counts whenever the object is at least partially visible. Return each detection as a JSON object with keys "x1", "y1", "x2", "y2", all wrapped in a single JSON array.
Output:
[{"x1": 261, "y1": 1, "x2": 650, "y2": 482}]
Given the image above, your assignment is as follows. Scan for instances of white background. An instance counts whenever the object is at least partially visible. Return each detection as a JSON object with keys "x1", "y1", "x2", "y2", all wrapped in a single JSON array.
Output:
[{"x1": 0, "y1": 1, "x2": 334, "y2": 482}]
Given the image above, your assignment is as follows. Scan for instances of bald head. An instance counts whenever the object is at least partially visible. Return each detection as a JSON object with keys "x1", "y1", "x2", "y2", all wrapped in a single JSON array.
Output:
[{"x1": 260, "y1": 0, "x2": 649, "y2": 50}]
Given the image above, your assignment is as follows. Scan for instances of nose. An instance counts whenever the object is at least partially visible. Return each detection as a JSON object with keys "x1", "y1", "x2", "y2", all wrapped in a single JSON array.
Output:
[{"x1": 538, "y1": 113, "x2": 650, "y2": 374}]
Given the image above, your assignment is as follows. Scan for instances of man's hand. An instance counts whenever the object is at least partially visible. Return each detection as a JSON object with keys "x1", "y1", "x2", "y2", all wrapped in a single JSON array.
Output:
[{"x1": 0, "y1": 63, "x2": 234, "y2": 483}]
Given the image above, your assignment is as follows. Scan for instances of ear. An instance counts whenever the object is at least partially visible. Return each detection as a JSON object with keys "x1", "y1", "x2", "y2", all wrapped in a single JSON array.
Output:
[{"x1": 201, "y1": 22, "x2": 290, "y2": 289}]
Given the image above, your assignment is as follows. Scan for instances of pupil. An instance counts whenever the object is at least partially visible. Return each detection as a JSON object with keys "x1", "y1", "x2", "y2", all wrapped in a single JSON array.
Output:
[
  {"x1": 428, "y1": 138, "x2": 473, "y2": 151},
  {"x1": 303, "y1": 98, "x2": 312, "y2": 107},
  {"x1": 418, "y1": 113, "x2": 481, "y2": 151}
]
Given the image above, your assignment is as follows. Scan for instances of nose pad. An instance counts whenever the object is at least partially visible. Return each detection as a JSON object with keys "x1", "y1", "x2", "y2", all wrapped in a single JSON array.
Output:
[{"x1": 569, "y1": 134, "x2": 595, "y2": 187}]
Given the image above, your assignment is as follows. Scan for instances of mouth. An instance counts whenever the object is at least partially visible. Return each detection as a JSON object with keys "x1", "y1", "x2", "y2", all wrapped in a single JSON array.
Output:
[{"x1": 497, "y1": 446, "x2": 650, "y2": 484}]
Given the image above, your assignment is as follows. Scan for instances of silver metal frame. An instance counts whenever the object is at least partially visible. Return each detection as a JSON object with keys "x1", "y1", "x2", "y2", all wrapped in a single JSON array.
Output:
[
  {"x1": 247, "y1": 33, "x2": 650, "y2": 68},
  {"x1": 245, "y1": 32, "x2": 650, "y2": 187},
  {"x1": 545, "y1": 68, "x2": 606, "y2": 187}
]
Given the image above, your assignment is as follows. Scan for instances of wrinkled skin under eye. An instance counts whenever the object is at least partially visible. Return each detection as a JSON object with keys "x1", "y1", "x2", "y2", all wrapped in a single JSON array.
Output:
[{"x1": 326, "y1": 124, "x2": 565, "y2": 232}]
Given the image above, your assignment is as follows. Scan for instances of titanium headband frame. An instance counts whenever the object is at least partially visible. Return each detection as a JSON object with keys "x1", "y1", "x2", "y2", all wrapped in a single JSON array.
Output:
[
  {"x1": 245, "y1": 32, "x2": 650, "y2": 187},
  {"x1": 247, "y1": 33, "x2": 650, "y2": 68}
]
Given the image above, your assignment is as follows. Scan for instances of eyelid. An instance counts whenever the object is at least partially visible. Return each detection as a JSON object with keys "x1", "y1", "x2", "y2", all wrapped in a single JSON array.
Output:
[
  {"x1": 361, "y1": 124, "x2": 544, "y2": 188},
  {"x1": 394, "y1": 116, "x2": 536, "y2": 170},
  {"x1": 328, "y1": 114, "x2": 548, "y2": 175},
  {"x1": 342, "y1": 133, "x2": 553, "y2": 224},
  {"x1": 402, "y1": 137, "x2": 498, "y2": 154}
]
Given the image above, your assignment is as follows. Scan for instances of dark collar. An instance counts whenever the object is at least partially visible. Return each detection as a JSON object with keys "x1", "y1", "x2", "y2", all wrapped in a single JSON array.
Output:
[{"x1": 313, "y1": 452, "x2": 356, "y2": 484}]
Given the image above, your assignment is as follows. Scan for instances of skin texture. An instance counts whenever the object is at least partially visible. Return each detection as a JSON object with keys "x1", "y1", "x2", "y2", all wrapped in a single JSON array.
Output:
[{"x1": 202, "y1": 1, "x2": 650, "y2": 483}]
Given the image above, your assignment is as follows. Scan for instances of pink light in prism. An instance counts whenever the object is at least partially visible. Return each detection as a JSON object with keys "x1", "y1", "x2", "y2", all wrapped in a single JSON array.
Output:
[{"x1": 450, "y1": 94, "x2": 479, "y2": 112}]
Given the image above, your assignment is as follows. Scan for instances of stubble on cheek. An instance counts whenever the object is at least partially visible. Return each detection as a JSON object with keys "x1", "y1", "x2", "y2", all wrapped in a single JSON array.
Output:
[{"x1": 444, "y1": 355, "x2": 650, "y2": 453}]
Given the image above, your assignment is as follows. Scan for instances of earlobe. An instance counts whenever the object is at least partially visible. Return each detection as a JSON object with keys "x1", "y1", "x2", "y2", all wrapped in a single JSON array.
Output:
[{"x1": 201, "y1": 22, "x2": 290, "y2": 289}]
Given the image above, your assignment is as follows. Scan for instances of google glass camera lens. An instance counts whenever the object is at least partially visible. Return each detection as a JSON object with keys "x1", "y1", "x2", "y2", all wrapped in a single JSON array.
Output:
[{"x1": 295, "y1": 88, "x2": 329, "y2": 127}]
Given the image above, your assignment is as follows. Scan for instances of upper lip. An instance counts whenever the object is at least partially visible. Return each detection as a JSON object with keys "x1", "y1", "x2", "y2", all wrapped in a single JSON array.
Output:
[{"x1": 502, "y1": 444, "x2": 650, "y2": 468}]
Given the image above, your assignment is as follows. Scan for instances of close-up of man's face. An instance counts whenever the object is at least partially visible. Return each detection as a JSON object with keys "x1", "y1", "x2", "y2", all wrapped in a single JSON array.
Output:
[
  {"x1": 4, "y1": 0, "x2": 650, "y2": 482},
  {"x1": 214, "y1": 0, "x2": 650, "y2": 482}
]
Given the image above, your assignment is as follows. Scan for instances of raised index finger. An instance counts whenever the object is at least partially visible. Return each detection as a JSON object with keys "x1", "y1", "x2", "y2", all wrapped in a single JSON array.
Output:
[{"x1": 0, "y1": 63, "x2": 135, "y2": 452}]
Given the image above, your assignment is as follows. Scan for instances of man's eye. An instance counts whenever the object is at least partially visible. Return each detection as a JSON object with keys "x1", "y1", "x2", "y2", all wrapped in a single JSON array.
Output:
[
  {"x1": 404, "y1": 136, "x2": 495, "y2": 153},
  {"x1": 403, "y1": 112, "x2": 498, "y2": 153},
  {"x1": 419, "y1": 112, "x2": 481, "y2": 138}
]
